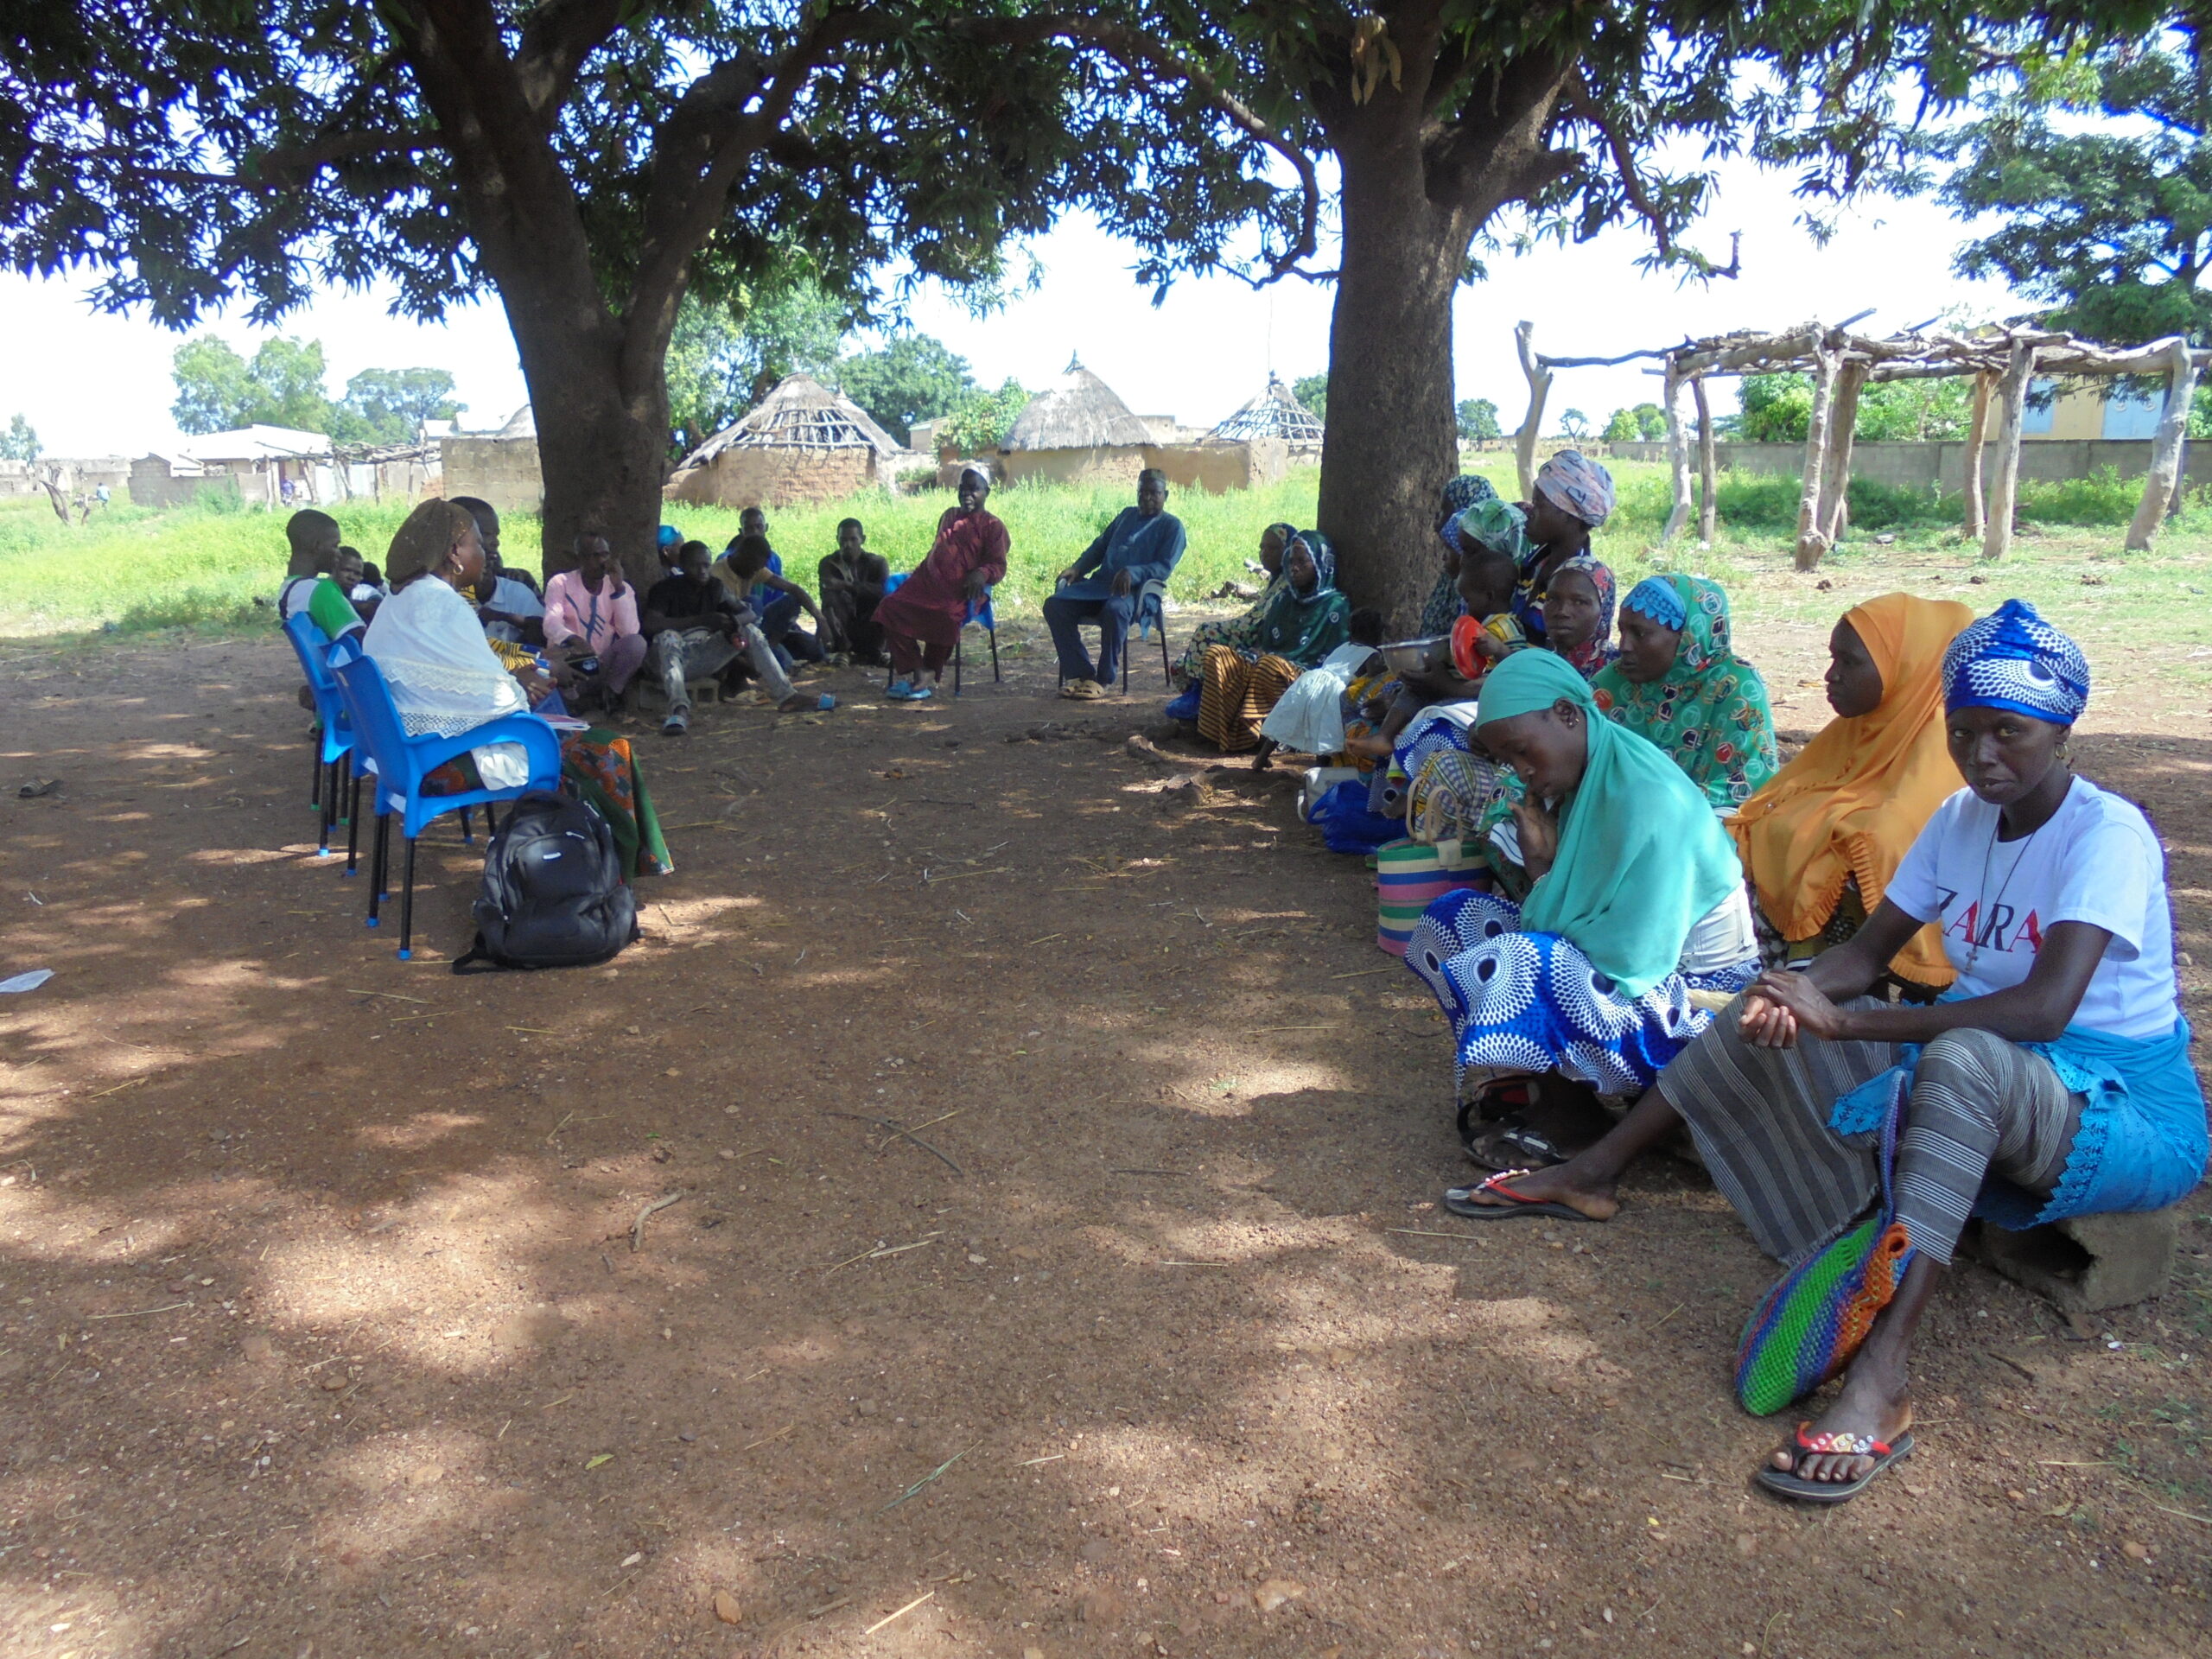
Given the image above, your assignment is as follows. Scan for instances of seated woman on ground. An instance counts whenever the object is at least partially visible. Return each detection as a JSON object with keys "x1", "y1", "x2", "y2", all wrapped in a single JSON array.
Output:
[
  {"x1": 1592, "y1": 573, "x2": 1778, "y2": 812},
  {"x1": 1194, "y1": 531, "x2": 1351, "y2": 753},
  {"x1": 1406, "y1": 551, "x2": 1615, "y2": 845},
  {"x1": 1417, "y1": 474, "x2": 1497, "y2": 633},
  {"x1": 1164, "y1": 521, "x2": 1296, "y2": 718},
  {"x1": 1498, "y1": 450, "x2": 1613, "y2": 643},
  {"x1": 1452, "y1": 601, "x2": 2208, "y2": 1505},
  {"x1": 1353, "y1": 531, "x2": 1527, "y2": 816},
  {"x1": 362, "y1": 499, "x2": 671, "y2": 880},
  {"x1": 1400, "y1": 648, "x2": 1760, "y2": 1173},
  {"x1": 1730, "y1": 594, "x2": 1974, "y2": 995}
]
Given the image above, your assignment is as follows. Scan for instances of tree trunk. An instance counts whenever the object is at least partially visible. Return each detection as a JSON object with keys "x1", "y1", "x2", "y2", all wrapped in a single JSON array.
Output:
[
  {"x1": 1513, "y1": 321, "x2": 1553, "y2": 503},
  {"x1": 1693, "y1": 376, "x2": 1717, "y2": 542},
  {"x1": 1817, "y1": 358, "x2": 1868, "y2": 547},
  {"x1": 1659, "y1": 362, "x2": 1690, "y2": 543},
  {"x1": 1793, "y1": 345, "x2": 1840, "y2": 571},
  {"x1": 1315, "y1": 119, "x2": 1476, "y2": 628},
  {"x1": 1961, "y1": 371, "x2": 1993, "y2": 540},
  {"x1": 2126, "y1": 337, "x2": 2198, "y2": 553},
  {"x1": 1981, "y1": 337, "x2": 2038, "y2": 562}
]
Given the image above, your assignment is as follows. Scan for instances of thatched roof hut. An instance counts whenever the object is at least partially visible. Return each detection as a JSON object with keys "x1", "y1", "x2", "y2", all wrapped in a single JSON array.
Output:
[
  {"x1": 1001, "y1": 355, "x2": 1153, "y2": 453},
  {"x1": 664, "y1": 372, "x2": 908, "y2": 508},
  {"x1": 1205, "y1": 373, "x2": 1324, "y2": 445},
  {"x1": 495, "y1": 404, "x2": 537, "y2": 440}
]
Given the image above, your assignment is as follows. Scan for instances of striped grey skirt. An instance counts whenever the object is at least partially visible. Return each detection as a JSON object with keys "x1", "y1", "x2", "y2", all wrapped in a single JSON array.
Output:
[{"x1": 1655, "y1": 996, "x2": 2083, "y2": 1268}]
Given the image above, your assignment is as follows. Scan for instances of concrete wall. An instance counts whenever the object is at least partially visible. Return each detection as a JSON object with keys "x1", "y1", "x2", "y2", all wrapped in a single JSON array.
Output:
[
  {"x1": 1, "y1": 456, "x2": 130, "y2": 497},
  {"x1": 664, "y1": 445, "x2": 884, "y2": 510},
  {"x1": 442, "y1": 435, "x2": 544, "y2": 516},
  {"x1": 1600, "y1": 437, "x2": 2208, "y2": 493}
]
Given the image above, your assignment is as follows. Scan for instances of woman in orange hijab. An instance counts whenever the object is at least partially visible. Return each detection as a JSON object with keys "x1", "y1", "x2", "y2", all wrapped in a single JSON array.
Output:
[{"x1": 1730, "y1": 594, "x2": 1974, "y2": 990}]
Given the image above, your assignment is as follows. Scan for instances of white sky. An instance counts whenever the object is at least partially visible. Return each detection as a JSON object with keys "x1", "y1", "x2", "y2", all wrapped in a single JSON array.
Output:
[{"x1": 0, "y1": 152, "x2": 2022, "y2": 457}]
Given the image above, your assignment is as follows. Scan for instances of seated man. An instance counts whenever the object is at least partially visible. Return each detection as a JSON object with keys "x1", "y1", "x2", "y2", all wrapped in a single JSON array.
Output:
[
  {"x1": 543, "y1": 531, "x2": 648, "y2": 712},
  {"x1": 476, "y1": 547, "x2": 546, "y2": 645},
  {"x1": 817, "y1": 517, "x2": 892, "y2": 665},
  {"x1": 305, "y1": 544, "x2": 372, "y2": 639},
  {"x1": 656, "y1": 524, "x2": 684, "y2": 581},
  {"x1": 1045, "y1": 468, "x2": 1185, "y2": 698},
  {"x1": 641, "y1": 542, "x2": 827, "y2": 731},
  {"x1": 277, "y1": 508, "x2": 341, "y2": 621},
  {"x1": 715, "y1": 533, "x2": 828, "y2": 667},
  {"x1": 448, "y1": 497, "x2": 537, "y2": 597}
]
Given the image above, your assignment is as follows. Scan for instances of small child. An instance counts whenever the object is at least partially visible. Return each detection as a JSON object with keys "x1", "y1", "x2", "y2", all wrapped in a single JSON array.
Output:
[{"x1": 1345, "y1": 537, "x2": 1523, "y2": 762}]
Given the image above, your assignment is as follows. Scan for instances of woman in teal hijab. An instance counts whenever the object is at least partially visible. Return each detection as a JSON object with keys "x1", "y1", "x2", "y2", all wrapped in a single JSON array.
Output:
[
  {"x1": 1399, "y1": 650, "x2": 1759, "y2": 1198},
  {"x1": 1196, "y1": 531, "x2": 1351, "y2": 752}
]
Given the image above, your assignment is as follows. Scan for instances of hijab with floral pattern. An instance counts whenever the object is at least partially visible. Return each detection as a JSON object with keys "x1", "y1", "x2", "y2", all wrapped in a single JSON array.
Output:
[{"x1": 1592, "y1": 574, "x2": 1778, "y2": 810}]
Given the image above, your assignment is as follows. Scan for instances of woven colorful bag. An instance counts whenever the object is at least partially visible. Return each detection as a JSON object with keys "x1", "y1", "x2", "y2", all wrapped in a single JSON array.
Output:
[
  {"x1": 1734, "y1": 1078, "x2": 1919, "y2": 1415},
  {"x1": 1376, "y1": 836, "x2": 1485, "y2": 957}
]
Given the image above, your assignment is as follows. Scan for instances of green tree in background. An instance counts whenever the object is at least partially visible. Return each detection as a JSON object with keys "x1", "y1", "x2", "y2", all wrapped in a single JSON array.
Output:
[
  {"x1": 1601, "y1": 403, "x2": 1668, "y2": 441},
  {"x1": 1456, "y1": 397, "x2": 1500, "y2": 441},
  {"x1": 840, "y1": 336, "x2": 976, "y2": 447},
  {"x1": 1293, "y1": 373, "x2": 1328, "y2": 423},
  {"x1": 1559, "y1": 408, "x2": 1591, "y2": 440},
  {"x1": 1738, "y1": 372, "x2": 1975, "y2": 442},
  {"x1": 336, "y1": 368, "x2": 463, "y2": 444},
  {"x1": 169, "y1": 338, "x2": 259, "y2": 434},
  {"x1": 1, "y1": 414, "x2": 40, "y2": 461},
  {"x1": 1941, "y1": 32, "x2": 2212, "y2": 343},
  {"x1": 938, "y1": 380, "x2": 1032, "y2": 455}
]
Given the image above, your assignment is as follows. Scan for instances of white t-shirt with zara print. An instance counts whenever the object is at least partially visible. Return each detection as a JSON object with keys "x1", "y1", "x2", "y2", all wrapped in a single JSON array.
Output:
[{"x1": 1885, "y1": 777, "x2": 2178, "y2": 1040}]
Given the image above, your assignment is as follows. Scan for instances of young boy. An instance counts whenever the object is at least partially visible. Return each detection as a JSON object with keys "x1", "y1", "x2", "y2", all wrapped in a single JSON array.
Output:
[
  {"x1": 276, "y1": 509, "x2": 341, "y2": 621},
  {"x1": 715, "y1": 532, "x2": 829, "y2": 666},
  {"x1": 305, "y1": 545, "x2": 370, "y2": 639}
]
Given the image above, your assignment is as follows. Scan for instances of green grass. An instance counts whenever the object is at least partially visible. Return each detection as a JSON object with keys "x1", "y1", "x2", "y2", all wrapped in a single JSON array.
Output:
[{"x1": 6, "y1": 456, "x2": 2211, "y2": 687}]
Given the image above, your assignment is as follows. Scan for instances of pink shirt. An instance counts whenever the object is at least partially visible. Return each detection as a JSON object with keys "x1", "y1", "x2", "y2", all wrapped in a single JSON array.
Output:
[{"x1": 543, "y1": 569, "x2": 639, "y2": 653}]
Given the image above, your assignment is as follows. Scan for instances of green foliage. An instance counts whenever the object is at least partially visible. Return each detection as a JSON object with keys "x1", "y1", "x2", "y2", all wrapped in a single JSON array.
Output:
[
  {"x1": 0, "y1": 414, "x2": 36, "y2": 462},
  {"x1": 334, "y1": 368, "x2": 462, "y2": 445},
  {"x1": 839, "y1": 335, "x2": 976, "y2": 446},
  {"x1": 1293, "y1": 374, "x2": 1328, "y2": 423},
  {"x1": 937, "y1": 380, "x2": 1032, "y2": 455},
  {"x1": 1603, "y1": 408, "x2": 1638, "y2": 442},
  {"x1": 1941, "y1": 36, "x2": 2212, "y2": 343},
  {"x1": 1604, "y1": 404, "x2": 1668, "y2": 442},
  {"x1": 666, "y1": 275, "x2": 862, "y2": 451},
  {"x1": 1456, "y1": 397, "x2": 1501, "y2": 441},
  {"x1": 1737, "y1": 373, "x2": 1976, "y2": 443},
  {"x1": 170, "y1": 333, "x2": 455, "y2": 442},
  {"x1": 1559, "y1": 408, "x2": 1591, "y2": 439}
]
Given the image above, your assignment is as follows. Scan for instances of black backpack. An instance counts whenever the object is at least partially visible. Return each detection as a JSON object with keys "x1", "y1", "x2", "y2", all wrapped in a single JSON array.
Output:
[{"x1": 451, "y1": 791, "x2": 638, "y2": 972}]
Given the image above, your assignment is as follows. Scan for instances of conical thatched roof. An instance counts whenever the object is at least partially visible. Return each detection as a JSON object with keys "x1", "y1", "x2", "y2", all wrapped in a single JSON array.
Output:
[
  {"x1": 680, "y1": 373, "x2": 906, "y2": 465},
  {"x1": 1205, "y1": 373, "x2": 1325, "y2": 443},
  {"x1": 496, "y1": 404, "x2": 537, "y2": 440},
  {"x1": 1001, "y1": 354, "x2": 1152, "y2": 451}
]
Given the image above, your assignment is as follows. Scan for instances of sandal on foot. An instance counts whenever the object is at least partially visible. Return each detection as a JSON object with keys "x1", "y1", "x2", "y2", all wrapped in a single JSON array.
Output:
[
  {"x1": 1753, "y1": 1426, "x2": 1915, "y2": 1505},
  {"x1": 1456, "y1": 1081, "x2": 1535, "y2": 1167},
  {"x1": 1488, "y1": 1122, "x2": 1576, "y2": 1170},
  {"x1": 1441, "y1": 1168, "x2": 1603, "y2": 1222}
]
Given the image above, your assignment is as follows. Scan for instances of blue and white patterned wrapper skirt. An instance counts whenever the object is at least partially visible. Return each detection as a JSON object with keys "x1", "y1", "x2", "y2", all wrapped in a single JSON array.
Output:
[{"x1": 1402, "y1": 889, "x2": 1759, "y2": 1095}]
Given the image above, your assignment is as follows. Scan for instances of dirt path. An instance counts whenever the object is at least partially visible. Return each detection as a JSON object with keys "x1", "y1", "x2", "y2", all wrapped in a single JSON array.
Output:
[{"x1": 0, "y1": 621, "x2": 2207, "y2": 1659}]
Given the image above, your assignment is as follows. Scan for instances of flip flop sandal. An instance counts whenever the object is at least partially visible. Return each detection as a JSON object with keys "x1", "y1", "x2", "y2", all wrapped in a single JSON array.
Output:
[
  {"x1": 1456, "y1": 1082, "x2": 1535, "y2": 1167},
  {"x1": 1441, "y1": 1168, "x2": 1602, "y2": 1223},
  {"x1": 1753, "y1": 1426, "x2": 1916, "y2": 1505},
  {"x1": 1488, "y1": 1122, "x2": 1575, "y2": 1170}
]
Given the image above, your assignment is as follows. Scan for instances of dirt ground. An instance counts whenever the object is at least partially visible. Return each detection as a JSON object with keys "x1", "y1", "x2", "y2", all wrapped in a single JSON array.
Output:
[{"x1": 0, "y1": 607, "x2": 2208, "y2": 1659}]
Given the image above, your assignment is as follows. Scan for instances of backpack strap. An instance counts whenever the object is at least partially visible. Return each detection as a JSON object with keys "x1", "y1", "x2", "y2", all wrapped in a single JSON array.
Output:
[{"x1": 449, "y1": 932, "x2": 505, "y2": 975}]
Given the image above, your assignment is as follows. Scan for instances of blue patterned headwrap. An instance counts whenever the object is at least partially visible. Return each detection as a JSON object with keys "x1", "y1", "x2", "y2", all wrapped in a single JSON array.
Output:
[
  {"x1": 1942, "y1": 598, "x2": 2088, "y2": 725},
  {"x1": 1621, "y1": 575, "x2": 1688, "y2": 632},
  {"x1": 1437, "y1": 474, "x2": 1498, "y2": 553}
]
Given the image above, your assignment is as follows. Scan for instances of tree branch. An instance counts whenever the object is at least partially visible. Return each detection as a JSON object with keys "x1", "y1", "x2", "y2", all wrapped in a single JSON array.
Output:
[
  {"x1": 514, "y1": 0, "x2": 632, "y2": 119},
  {"x1": 954, "y1": 14, "x2": 1324, "y2": 285},
  {"x1": 1560, "y1": 68, "x2": 1673, "y2": 259}
]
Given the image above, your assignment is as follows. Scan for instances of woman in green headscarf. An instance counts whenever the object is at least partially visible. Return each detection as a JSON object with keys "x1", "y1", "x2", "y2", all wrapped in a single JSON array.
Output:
[
  {"x1": 1196, "y1": 530, "x2": 1351, "y2": 752},
  {"x1": 1592, "y1": 573, "x2": 1778, "y2": 810},
  {"x1": 1399, "y1": 650, "x2": 1759, "y2": 1201}
]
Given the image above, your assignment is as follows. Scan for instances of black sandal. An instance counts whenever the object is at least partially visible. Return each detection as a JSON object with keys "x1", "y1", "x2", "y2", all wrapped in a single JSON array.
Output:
[{"x1": 1455, "y1": 1080, "x2": 1535, "y2": 1166}]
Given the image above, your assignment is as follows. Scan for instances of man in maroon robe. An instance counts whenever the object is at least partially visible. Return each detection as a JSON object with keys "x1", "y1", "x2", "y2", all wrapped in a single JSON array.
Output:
[{"x1": 875, "y1": 467, "x2": 1011, "y2": 702}]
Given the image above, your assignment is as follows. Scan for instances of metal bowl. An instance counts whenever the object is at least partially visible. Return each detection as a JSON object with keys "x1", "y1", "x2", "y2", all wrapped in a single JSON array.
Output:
[{"x1": 1379, "y1": 634, "x2": 1451, "y2": 676}]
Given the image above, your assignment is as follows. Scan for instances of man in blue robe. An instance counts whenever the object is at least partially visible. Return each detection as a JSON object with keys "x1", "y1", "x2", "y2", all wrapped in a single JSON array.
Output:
[{"x1": 1045, "y1": 468, "x2": 1187, "y2": 696}]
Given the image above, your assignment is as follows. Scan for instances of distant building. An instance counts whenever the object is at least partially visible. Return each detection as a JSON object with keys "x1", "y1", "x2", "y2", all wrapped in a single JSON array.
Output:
[
  {"x1": 2022, "y1": 379, "x2": 2166, "y2": 441},
  {"x1": 440, "y1": 404, "x2": 543, "y2": 516},
  {"x1": 665, "y1": 374, "x2": 910, "y2": 508}
]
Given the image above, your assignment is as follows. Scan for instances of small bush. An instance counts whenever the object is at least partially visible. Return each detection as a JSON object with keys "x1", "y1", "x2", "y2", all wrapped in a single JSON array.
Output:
[{"x1": 2015, "y1": 466, "x2": 2139, "y2": 527}]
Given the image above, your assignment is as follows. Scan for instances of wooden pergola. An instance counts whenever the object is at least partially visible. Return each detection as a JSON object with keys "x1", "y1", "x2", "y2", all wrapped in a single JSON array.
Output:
[{"x1": 1512, "y1": 319, "x2": 2207, "y2": 569}]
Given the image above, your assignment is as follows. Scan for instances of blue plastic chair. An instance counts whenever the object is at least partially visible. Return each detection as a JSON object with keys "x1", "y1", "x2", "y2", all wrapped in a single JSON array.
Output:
[
  {"x1": 325, "y1": 634, "x2": 563, "y2": 960},
  {"x1": 282, "y1": 612, "x2": 356, "y2": 855},
  {"x1": 880, "y1": 574, "x2": 1000, "y2": 697}
]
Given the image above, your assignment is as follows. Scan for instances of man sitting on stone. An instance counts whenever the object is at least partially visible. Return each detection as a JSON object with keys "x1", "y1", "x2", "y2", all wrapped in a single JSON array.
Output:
[
  {"x1": 644, "y1": 541, "x2": 830, "y2": 731},
  {"x1": 1045, "y1": 468, "x2": 1186, "y2": 698}
]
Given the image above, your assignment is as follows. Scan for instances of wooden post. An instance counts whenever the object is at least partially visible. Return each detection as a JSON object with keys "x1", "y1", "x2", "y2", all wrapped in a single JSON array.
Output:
[
  {"x1": 1793, "y1": 343, "x2": 1840, "y2": 570},
  {"x1": 2127, "y1": 337, "x2": 2200, "y2": 552},
  {"x1": 1961, "y1": 370, "x2": 1993, "y2": 539},
  {"x1": 1694, "y1": 376, "x2": 1718, "y2": 542},
  {"x1": 1818, "y1": 358, "x2": 1869, "y2": 546},
  {"x1": 1660, "y1": 359, "x2": 1692, "y2": 542},
  {"x1": 1981, "y1": 336, "x2": 2038, "y2": 562},
  {"x1": 1513, "y1": 321, "x2": 1553, "y2": 501}
]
